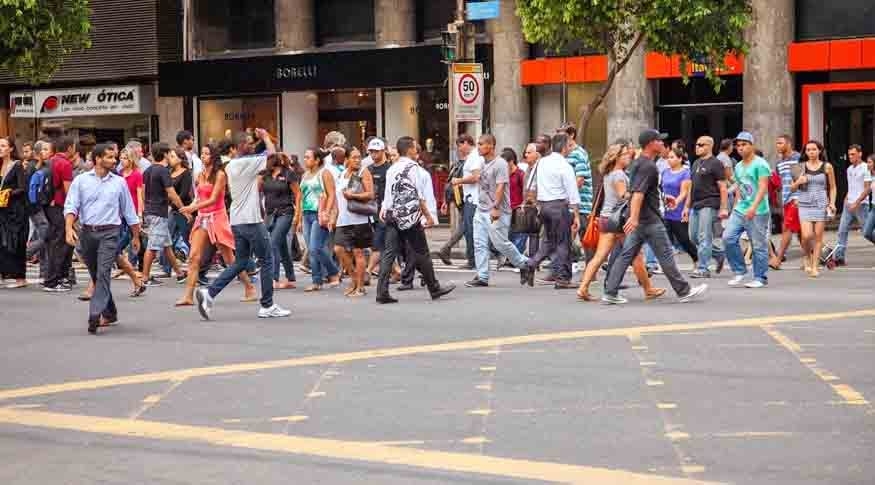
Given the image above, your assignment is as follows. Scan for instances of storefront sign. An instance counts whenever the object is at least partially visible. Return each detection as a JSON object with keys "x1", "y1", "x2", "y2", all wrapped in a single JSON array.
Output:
[
  {"x1": 275, "y1": 65, "x2": 318, "y2": 80},
  {"x1": 467, "y1": 0, "x2": 500, "y2": 20},
  {"x1": 10, "y1": 86, "x2": 151, "y2": 118},
  {"x1": 9, "y1": 91, "x2": 36, "y2": 118},
  {"x1": 453, "y1": 63, "x2": 484, "y2": 122}
]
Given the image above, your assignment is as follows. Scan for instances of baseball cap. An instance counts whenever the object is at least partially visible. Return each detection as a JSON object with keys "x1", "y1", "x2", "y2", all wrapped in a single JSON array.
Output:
[
  {"x1": 638, "y1": 129, "x2": 668, "y2": 147},
  {"x1": 734, "y1": 131, "x2": 755, "y2": 144},
  {"x1": 367, "y1": 138, "x2": 386, "y2": 151}
]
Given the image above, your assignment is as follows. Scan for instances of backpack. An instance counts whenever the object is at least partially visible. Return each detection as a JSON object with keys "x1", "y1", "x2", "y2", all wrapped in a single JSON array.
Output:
[
  {"x1": 387, "y1": 162, "x2": 422, "y2": 230},
  {"x1": 28, "y1": 166, "x2": 54, "y2": 206}
]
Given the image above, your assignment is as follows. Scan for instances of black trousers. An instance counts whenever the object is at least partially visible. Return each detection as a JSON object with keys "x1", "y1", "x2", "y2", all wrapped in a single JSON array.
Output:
[
  {"x1": 527, "y1": 201, "x2": 572, "y2": 281},
  {"x1": 80, "y1": 228, "x2": 119, "y2": 324},
  {"x1": 44, "y1": 206, "x2": 73, "y2": 287},
  {"x1": 377, "y1": 223, "x2": 439, "y2": 298},
  {"x1": 400, "y1": 240, "x2": 417, "y2": 286},
  {"x1": 664, "y1": 219, "x2": 699, "y2": 262}
]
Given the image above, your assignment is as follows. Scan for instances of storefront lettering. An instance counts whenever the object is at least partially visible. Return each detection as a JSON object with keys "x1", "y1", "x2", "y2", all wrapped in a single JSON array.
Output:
[
  {"x1": 96, "y1": 89, "x2": 135, "y2": 103},
  {"x1": 224, "y1": 112, "x2": 256, "y2": 121},
  {"x1": 435, "y1": 102, "x2": 449, "y2": 111},
  {"x1": 29, "y1": 85, "x2": 145, "y2": 118},
  {"x1": 275, "y1": 65, "x2": 318, "y2": 80},
  {"x1": 62, "y1": 93, "x2": 91, "y2": 104}
]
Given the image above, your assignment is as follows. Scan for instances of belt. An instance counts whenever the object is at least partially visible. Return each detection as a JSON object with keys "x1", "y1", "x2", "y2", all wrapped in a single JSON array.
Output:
[{"x1": 81, "y1": 224, "x2": 120, "y2": 232}]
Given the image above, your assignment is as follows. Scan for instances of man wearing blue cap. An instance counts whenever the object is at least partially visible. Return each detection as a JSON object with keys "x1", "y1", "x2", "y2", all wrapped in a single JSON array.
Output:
[{"x1": 723, "y1": 131, "x2": 771, "y2": 288}]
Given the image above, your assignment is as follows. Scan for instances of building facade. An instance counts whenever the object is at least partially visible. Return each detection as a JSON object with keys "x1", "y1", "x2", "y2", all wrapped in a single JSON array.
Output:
[{"x1": 1, "y1": 0, "x2": 184, "y2": 147}]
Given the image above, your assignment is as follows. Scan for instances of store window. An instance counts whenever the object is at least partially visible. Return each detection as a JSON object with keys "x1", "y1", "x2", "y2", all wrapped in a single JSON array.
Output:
[
  {"x1": 566, "y1": 84, "x2": 608, "y2": 160},
  {"x1": 797, "y1": 0, "x2": 875, "y2": 41},
  {"x1": 318, "y1": 90, "x2": 377, "y2": 149},
  {"x1": 316, "y1": 0, "x2": 375, "y2": 45},
  {"x1": 656, "y1": 77, "x2": 743, "y2": 152},
  {"x1": 198, "y1": 96, "x2": 280, "y2": 146},
  {"x1": 193, "y1": 0, "x2": 276, "y2": 54}
]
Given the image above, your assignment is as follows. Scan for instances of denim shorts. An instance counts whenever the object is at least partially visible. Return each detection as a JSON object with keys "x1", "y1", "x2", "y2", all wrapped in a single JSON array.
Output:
[{"x1": 145, "y1": 215, "x2": 172, "y2": 250}]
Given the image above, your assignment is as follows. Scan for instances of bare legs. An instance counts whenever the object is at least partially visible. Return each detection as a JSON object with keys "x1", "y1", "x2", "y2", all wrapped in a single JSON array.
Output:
[
  {"x1": 176, "y1": 228, "x2": 256, "y2": 306},
  {"x1": 334, "y1": 246, "x2": 366, "y2": 296},
  {"x1": 577, "y1": 233, "x2": 663, "y2": 301},
  {"x1": 799, "y1": 220, "x2": 825, "y2": 277}
]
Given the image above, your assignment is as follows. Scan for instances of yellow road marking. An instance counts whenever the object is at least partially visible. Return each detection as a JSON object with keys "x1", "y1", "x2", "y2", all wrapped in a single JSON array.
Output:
[
  {"x1": 2, "y1": 308, "x2": 873, "y2": 402},
  {"x1": 762, "y1": 325, "x2": 870, "y2": 406},
  {"x1": 129, "y1": 378, "x2": 187, "y2": 420},
  {"x1": 665, "y1": 431, "x2": 690, "y2": 441},
  {"x1": 306, "y1": 391, "x2": 326, "y2": 398},
  {"x1": 468, "y1": 409, "x2": 492, "y2": 416},
  {"x1": 657, "y1": 403, "x2": 678, "y2": 410},
  {"x1": 0, "y1": 408, "x2": 717, "y2": 485},
  {"x1": 270, "y1": 415, "x2": 309, "y2": 423}
]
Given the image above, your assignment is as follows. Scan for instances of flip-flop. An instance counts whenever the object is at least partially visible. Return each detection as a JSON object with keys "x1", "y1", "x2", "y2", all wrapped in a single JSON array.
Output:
[
  {"x1": 645, "y1": 288, "x2": 667, "y2": 300},
  {"x1": 129, "y1": 285, "x2": 147, "y2": 298},
  {"x1": 175, "y1": 300, "x2": 194, "y2": 307},
  {"x1": 240, "y1": 294, "x2": 259, "y2": 303},
  {"x1": 77, "y1": 293, "x2": 92, "y2": 301},
  {"x1": 577, "y1": 291, "x2": 596, "y2": 302}
]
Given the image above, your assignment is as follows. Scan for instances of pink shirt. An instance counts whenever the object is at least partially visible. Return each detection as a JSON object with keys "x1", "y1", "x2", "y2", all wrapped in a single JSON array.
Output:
[{"x1": 123, "y1": 169, "x2": 143, "y2": 213}]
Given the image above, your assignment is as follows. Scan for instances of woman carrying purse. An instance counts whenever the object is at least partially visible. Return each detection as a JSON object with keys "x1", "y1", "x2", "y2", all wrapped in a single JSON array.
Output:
[
  {"x1": 296, "y1": 148, "x2": 340, "y2": 292},
  {"x1": 333, "y1": 146, "x2": 376, "y2": 297}
]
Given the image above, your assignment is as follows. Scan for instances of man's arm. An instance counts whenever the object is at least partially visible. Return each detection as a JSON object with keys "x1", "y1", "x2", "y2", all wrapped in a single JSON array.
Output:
[
  {"x1": 256, "y1": 128, "x2": 276, "y2": 156},
  {"x1": 718, "y1": 180, "x2": 729, "y2": 216},
  {"x1": 624, "y1": 192, "x2": 644, "y2": 235}
]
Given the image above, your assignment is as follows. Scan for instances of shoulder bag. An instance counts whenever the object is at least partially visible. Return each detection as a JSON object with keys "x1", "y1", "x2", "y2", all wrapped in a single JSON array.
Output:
[
  {"x1": 510, "y1": 164, "x2": 541, "y2": 234},
  {"x1": 581, "y1": 185, "x2": 604, "y2": 249},
  {"x1": 346, "y1": 170, "x2": 378, "y2": 216}
]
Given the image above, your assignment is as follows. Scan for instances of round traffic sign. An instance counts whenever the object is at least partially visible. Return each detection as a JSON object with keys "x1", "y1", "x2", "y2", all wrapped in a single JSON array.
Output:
[{"x1": 458, "y1": 73, "x2": 480, "y2": 105}]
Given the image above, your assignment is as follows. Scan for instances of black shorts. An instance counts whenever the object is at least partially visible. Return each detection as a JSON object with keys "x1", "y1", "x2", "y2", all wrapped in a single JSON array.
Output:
[{"x1": 335, "y1": 223, "x2": 373, "y2": 250}]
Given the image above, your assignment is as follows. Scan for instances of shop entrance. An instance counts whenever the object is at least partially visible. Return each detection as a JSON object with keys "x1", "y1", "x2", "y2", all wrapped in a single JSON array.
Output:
[
  {"x1": 657, "y1": 104, "x2": 743, "y2": 150},
  {"x1": 318, "y1": 90, "x2": 377, "y2": 149}
]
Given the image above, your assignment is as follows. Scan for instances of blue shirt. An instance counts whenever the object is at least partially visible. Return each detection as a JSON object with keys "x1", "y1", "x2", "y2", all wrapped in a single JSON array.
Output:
[
  {"x1": 64, "y1": 169, "x2": 140, "y2": 227},
  {"x1": 775, "y1": 151, "x2": 801, "y2": 205}
]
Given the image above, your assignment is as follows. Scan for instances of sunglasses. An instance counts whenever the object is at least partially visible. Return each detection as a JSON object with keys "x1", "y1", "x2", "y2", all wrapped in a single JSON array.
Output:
[{"x1": 695, "y1": 143, "x2": 709, "y2": 147}]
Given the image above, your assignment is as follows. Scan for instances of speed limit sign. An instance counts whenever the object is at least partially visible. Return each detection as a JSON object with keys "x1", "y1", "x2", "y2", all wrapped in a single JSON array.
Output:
[{"x1": 453, "y1": 63, "x2": 483, "y2": 122}]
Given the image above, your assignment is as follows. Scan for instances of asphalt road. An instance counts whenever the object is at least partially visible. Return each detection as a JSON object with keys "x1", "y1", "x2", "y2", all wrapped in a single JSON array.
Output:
[{"x1": 0, "y1": 234, "x2": 873, "y2": 485}]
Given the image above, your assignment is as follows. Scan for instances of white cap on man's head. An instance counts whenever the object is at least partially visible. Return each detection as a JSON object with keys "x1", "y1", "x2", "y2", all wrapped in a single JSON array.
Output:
[{"x1": 367, "y1": 138, "x2": 386, "y2": 151}]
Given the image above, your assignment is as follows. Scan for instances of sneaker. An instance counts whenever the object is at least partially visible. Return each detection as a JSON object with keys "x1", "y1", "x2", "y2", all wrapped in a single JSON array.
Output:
[
  {"x1": 744, "y1": 280, "x2": 767, "y2": 289},
  {"x1": 176, "y1": 272, "x2": 188, "y2": 284},
  {"x1": 536, "y1": 275, "x2": 556, "y2": 285},
  {"x1": 689, "y1": 270, "x2": 711, "y2": 279},
  {"x1": 465, "y1": 278, "x2": 488, "y2": 288},
  {"x1": 42, "y1": 283, "x2": 71, "y2": 293},
  {"x1": 679, "y1": 284, "x2": 708, "y2": 303},
  {"x1": 728, "y1": 275, "x2": 746, "y2": 287},
  {"x1": 197, "y1": 275, "x2": 210, "y2": 286},
  {"x1": 195, "y1": 288, "x2": 214, "y2": 320},
  {"x1": 144, "y1": 277, "x2": 163, "y2": 287},
  {"x1": 601, "y1": 294, "x2": 628, "y2": 305},
  {"x1": 155, "y1": 272, "x2": 172, "y2": 279},
  {"x1": 258, "y1": 304, "x2": 292, "y2": 318},
  {"x1": 652, "y1": 267, "x2": 664, "y2": 275},
  {"x1": 430, "y1": 283, "x2": 457, "y2": 300}
]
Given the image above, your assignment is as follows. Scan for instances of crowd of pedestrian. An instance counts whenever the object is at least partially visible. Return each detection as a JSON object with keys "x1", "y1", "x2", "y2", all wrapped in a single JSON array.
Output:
[{"x1": 1, "y1": 122, "x2": 873, "y2": 334}]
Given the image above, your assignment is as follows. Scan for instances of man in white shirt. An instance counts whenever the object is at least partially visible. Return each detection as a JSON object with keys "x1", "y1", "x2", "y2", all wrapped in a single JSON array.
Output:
[
  {"x1": 522, "y1": 133, "x2": 581, "y2": 287},
  {"x1": 195, "y1": 128, "x2": 291, "y2": 321},
  {"x1": 835, "y1": 144, "x2": 872, "y2": 265},
  {"x1": 465, "y1": 134, "x2": 532, "y2": 288},
  {"x1": 376, "y1": 136, "x2": 455, "y2": 304},
  {"x1": 176, "y1": 130, "x2": 203, "y2": 179},
  {"x1": 449, "y1": 134, "x2": 482, "y2": 269}
]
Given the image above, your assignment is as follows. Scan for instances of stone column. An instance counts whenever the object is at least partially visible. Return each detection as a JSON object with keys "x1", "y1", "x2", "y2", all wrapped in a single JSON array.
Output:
[
  {"x1": 276, "y1": 0, "x2": 314, "y2": 51},
  {"x1": 375, "y1": 0, "x2": 415, "y2": 47},
  {"x1": 606, "y1": 45, "x2": 654, "y2": 145},
  {"x1": 157, "y1": 96, "x2": 185, "y2": 146},
  {"x1": 743, "y1": 0, "x2": 794, "y2": 161},
  {"x1": 281, "y1": 92, "x2": 318, "y2": 157},
  {"x1": 488, "y1": 0, "x2": 530, "y2": 150}
]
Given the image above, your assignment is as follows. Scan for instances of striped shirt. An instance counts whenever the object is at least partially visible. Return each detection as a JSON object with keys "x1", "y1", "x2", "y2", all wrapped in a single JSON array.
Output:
[
  {"x1": 775, "y1": 151, "x2": 801, "y2": 205},
  {"x1": 568, "y1": 145, "x2": 593, "y2": 214}
]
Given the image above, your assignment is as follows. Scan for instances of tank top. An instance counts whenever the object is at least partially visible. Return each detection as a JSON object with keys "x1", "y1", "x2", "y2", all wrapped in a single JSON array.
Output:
[
  {"x1": 797, "y1": 163, "x2": 827, "y2": 208},
  {"x1": 300, "y1": 169, "x2": 324, "y2": 212},
  {"x1": 335, "y1": 168, "x2": 370, "y2": 227},
  {"x1": 197, "y1": 181, "x2": 225, "y2": 214}
]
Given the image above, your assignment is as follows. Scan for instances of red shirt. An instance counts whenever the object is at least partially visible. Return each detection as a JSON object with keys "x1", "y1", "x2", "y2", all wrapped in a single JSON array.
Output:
[
  {"x1": 123, "y1": 169, "x2": 143, "y2": 212},
  {"x1": 50, "y1": 153, "x2": 74, "y2": 207},
  {"x1": 509, "y1": 167, "x2": 525, "y2": 209}
]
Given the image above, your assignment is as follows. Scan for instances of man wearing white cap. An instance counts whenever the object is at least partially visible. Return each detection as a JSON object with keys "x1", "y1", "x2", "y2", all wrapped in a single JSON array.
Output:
[{"x1": 365, "y1": 137, "x2": 390, "y2": 274}]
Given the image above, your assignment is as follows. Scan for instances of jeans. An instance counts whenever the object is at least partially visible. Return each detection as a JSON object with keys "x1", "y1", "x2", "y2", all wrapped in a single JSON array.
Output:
[
  {"x1": 835, "y1": 202, "x2": 870, "y2": 260},
  {"x1": 526, "y1": 201, "x2": 572, "y2": 282},
  {"x1": 377, "y1": 222, "x2": 440, "y2": 298},
  {"x1": 864, "y1": 205, "x2": 875, "y2": 245},
  {"x1": 509, "y1": 232, "x2": 528, "y2": 254},
  {"x1": 605, "y1": 222, "x2": 691, "y2": 298},
  {"x1": 27, "y1": 208, "x2": 50, "y2": 277},
  {"x1": 80, "y1": 228, "x2": 119, "y2": 324},
  {"x1": 644, "y1": 244, "x2": 658, "y2": 269},
  {"x1": 689, "y1": 207, "x2": 725, "y2": 273},
  {"x1": 462, "y1": 202, "x2": 476, "y2": 265},
  {"x1": 208, "y1": 223, "x2": 274, "y2": 308},
  {"x1": 44, "y1": 206, "x2": 73, "y2": 287},
  {"x1": 267, "y1": 213, "x2": 295, "y2": 281},
  {"x1": 302, "y1": 211, "x2": 338, "y2": 285},
  {"x1": 161, "y1": 211, "x2": 191, "y2": 274},
  {"x1": 723, "y1": 212, "x2": 770, "y2": 283},
  {"x1": 473, "y1": 211, "x2": 528, "y2": 282}
]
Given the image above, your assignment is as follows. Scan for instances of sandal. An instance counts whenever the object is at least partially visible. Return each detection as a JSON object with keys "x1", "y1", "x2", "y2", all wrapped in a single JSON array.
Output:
[
  {"x1": 343, "y1": 286, "x2": 357, "y2": 297},
  {"x1": 577, "y1": 290, "x2": 596, "y2": 302},
  {"x1": 304, "y1": 284, "x2": 322, "y2": 293},
  {"x1": 240, "y1": 293, "x2": 259, "y2": 302},
  {"x1": 77, "y1": 293, "x2": 92, "y2": 301},
  {"x1": 645, "y1": 288, "x2": 667, "y2": 300},
  {"x1": 129, "y1": 285, "x2": 146, "y2": 298},
  {"x1": 174, "y1": 299, "x2": 193, "y2": 307}
]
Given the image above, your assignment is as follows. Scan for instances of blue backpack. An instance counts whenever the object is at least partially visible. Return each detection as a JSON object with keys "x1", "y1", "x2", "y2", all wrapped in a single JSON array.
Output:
[{"x1": 28, "y1": 167, "x2": 54, "y2": 206}]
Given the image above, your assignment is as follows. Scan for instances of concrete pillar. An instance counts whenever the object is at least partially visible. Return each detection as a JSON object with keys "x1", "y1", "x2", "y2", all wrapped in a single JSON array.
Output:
[
  {"x1": 157, "y1": 96, "x2": 185, "y2": 146},
  {"x1": 281, "y1": 92, "x2": 318, "y2": 157},
  {"x1": 743, "y1": 0, "x2": 794, "y2": 161},
  {"x1": 276, "y1": 0, "x2": 314, "y2": 51},
  {"x1": 488, "y1": 0, "x2": 530, "y2": 151},
  {"x1": 384, "y1": 90, "x2": 421, "y2": 145},
  {"x1": 532, "y1": 85, "x2": 563, "y2": 137},
  {"x1": 375, "y1": 0, "x2": 415, "y2": 48},
  {"x1": 606, "y1": 45, "x2": 654, "y2": 145}
]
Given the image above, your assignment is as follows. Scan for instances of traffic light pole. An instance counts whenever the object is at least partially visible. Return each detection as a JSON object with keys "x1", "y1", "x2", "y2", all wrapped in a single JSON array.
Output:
[{"x1": 446, "y1": 1, "x2": 476, "y2": 233}]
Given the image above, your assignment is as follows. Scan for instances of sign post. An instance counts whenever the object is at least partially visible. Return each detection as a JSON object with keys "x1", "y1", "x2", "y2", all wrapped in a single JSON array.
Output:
[{"x1": 452, "y1": 63, "x2": 484, "y2": 122}]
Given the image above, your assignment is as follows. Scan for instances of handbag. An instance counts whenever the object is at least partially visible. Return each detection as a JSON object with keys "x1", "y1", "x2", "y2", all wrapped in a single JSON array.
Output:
[
  {"x1": 511, "y1": 163, "x2": 541, "y2": 234},
  {"x1": 581, "y1": 186, "x2": 604, "y2": 249},
  {"x1": 604, "y1": 198, "x2": 630, "y2": 234},
  {"x1": 346, "y1": 171, "x2": 378, "y2": 216},
  {"x1": 0, "y1": 168, "x2": 12, "y2": 208}
]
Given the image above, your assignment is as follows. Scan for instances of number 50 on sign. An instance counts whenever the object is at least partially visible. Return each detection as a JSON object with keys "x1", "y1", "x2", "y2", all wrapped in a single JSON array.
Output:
[{"x1": 453, "y1": 63, "x2": 483, "y2": 122}]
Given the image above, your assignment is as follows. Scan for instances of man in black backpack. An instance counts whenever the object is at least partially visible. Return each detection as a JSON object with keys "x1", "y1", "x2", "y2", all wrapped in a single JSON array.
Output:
[{"x1": 376, "y1": 136, "x2": 455, "y2": 304}]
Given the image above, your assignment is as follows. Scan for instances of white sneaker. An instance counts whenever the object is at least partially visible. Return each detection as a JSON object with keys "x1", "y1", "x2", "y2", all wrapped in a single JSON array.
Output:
[
  {"x1": 196, "y1": 288, "x2": 214, "y2": 320},
  {"x1": 258, "y1": 304, "x2": 292, "y2": 318},
  {"x1": 679, "y1": 284, "x2": 708, "y2": 303},
  {"x1": 728, "y1": 275, "x2": 746, "y2": 287},
  {"x1": 744, "y1": 280, "x2": 767, "y2": 289}
]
